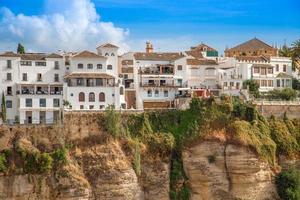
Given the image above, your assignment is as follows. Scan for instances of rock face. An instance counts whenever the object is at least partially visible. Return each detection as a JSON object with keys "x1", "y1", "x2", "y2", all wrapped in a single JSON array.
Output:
[{"x1": 182, "y1": 140, "x2": 279, "y2": 200}]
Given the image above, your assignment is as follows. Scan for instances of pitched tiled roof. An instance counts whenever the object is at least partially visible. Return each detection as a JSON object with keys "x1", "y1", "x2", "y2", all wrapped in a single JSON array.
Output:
[
  {"x1": 72, "y1": 51, "x2": 106, "y2": 59},
  {"x1": 47, "y1": 53, "x2": 63, "y2": 58},
  {"x1": 226, "y1": 38, "x2": 276, "y2": 52},
  {"x1": 187, "y1": 59, "x2": 218, "y2": 65},
  {"x1": 97, "y1": 43, "x2": 119, "y2": 48},
  {"x1": 121, "y1": 60, "x2": 134, "y2": 65},
  {"x1": 191, "y1": 43, "x2": 217, "y2": 52},
  {"x1": 237, "y1": 56, "x2": 270, "y2": 62},
  {"x1": 0, "y1": 51, "x2": 19, "y2": 57},
  {"x1": 0, "y1": 52, "x2": 63, "y2": 60},
  {"x1": 64, "y1": 72, "x2": 114, "y2": 79},
  {"x1": 185, "y1": 50, "x2": 204, "y2": 59},
  {"x1": 134, "y1": 52, "x2": 184, "y2": 61}
]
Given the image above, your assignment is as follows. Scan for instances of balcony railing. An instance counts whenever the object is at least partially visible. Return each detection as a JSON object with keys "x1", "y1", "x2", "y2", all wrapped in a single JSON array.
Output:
[
  {"x1": 121, "y1": 67, "x2": 134, "y2": 73},
  {"x1": 140, "y1": 82, "x2": 182, "y2": 87}
]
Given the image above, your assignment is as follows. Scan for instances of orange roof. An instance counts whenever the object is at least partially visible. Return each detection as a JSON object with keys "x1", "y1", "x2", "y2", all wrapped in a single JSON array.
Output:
[
  {"x1": 64, "y1": 72, "x2": 115, "y2": 79},
  {"x1": 72, "y1": 51, "x2": 106, "y2": 59},
  {"x1": 225, "y1": 38, "x2": 276, "y2": 52},
  {"x1": 134, "y1": 52, "x2": 184, "y2": 61},
  {"x1": 187, "y1": 59, "x2": 218, "y2": 65},
  {"x1": 237, "y1": 55, "x2": 270, "y2": 62},
  {"x1": 97, "y1": 43, "x2": 119, "y2": 48}
]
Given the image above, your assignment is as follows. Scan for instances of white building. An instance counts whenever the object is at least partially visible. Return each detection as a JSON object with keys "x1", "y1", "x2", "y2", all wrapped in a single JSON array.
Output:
[
  {"x1": 0, "y1": 52, "x2": 65, "y2": 124},
  {"x1": 63, "y1": 44, "x2": 126, "y2": 111}
]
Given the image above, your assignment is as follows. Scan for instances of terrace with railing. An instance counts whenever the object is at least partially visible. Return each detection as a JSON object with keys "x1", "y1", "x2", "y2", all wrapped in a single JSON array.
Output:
[{"x1": 139, "y1": 64, "x2": 174, "y2": 75}]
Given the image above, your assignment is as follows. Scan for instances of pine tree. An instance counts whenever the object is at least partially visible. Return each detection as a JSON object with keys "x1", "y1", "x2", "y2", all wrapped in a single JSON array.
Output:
[
  {"x1": 17, "y1": 43, "x2": 25, "y2": 54},
  {"x1": 1, "y1": 93, "x2": 6, "y2": 123}
]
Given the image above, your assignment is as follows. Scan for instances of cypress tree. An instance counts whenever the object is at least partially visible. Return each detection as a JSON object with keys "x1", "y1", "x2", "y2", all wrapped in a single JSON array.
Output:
[
  {"x1": 1, "y1": 93, "x2": 6, "y2": 122},
  {"x1": 17, "y1": 43, "x2": 25, "y2": 54}
]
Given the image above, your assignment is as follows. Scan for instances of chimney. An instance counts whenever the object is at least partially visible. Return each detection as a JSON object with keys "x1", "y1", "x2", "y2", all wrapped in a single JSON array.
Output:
[{"x1": 146, "y1": 42, "x2": 153, "y2": 53}]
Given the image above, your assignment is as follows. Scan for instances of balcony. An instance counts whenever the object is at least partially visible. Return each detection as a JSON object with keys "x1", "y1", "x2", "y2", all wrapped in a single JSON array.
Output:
[
  {"x1": 140, "y1": 81, "x2": 182, "y2": 88},
  {"x1": 121, "y1": 67, "x2": 134, "y2": 73},
  {"x1": 139, "y1": 65, "x2": 174, "y2": 75},
  {"x1": 16, "y1": 85, "x2": 63, "y2": 95}
]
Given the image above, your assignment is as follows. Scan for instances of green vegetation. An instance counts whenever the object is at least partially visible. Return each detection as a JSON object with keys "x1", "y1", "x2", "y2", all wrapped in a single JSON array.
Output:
[
  {"x1": 103, "y1": 97, "x2": 300, "y2": 199},
  {"x1": 0, "y1": 153, "x2": 8, "y2": 172},
  {"x1": 292, "y1": 78, "x2": 300, "y2": 91},
  {"x1": 51, "y1": 147, "x2": 68, "y2": 167},
  {"x1": 1, "y1": 92, "x2": 6, "y2": 122},
  {"x1": 279, "y1": 39, "x2": 300, "y2": 70},
  {"x1": 267, "y1": 88, "x2": 298, "y2": 101},
  {"x1": 243, "y1": 79, "x2": 260, "y2": 98},
  {"x1": 275, "y1": 168, "x2": 300, "y2": 200},
  {"x1": 17, "y1": 43, "x2": 25, "y2": 54},
  {"x1": 104, "y1": 105, "x2": 121, "y2": 138}
]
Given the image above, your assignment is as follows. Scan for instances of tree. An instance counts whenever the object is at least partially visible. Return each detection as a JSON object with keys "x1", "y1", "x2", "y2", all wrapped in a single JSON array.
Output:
[
  {"x1": 279, "y1": 44, "x2": 292, "y2": 57},
  {"x1": 275, "y1": 168, "x2": 300, "y2": 200},
  {"x1": 1, "y1": 93, "x2": 6, "y2": 122},
  {"x1": 292, "y1": 78, "x2": 300, "y2": 91},
  {"x1": 268, "y1": 88, "x2": 298, "y2": 101},
  {"x1": 291, "y1": 39, "x2": 300, "y2": 70},
  {"x1": 243, "y1": 79, "x2": 260, "y2": 98},
  {"x1": 17, "y1": 43, "x2": 25, "y2": 54}
]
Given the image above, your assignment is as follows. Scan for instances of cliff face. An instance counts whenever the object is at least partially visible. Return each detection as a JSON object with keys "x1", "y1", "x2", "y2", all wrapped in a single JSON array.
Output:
[
  {"x1": 182, "y1": 140, "x2": 279, "y2": 200},
  {"x1": 0, "y1": 113, "x2": 293, "y2": 200}
]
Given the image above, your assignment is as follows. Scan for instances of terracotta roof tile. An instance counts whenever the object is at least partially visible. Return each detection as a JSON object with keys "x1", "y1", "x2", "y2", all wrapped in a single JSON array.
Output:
[
  {"x1": 134, "y1": 52, "x2": 184, "y2": 61},
  {"x1": 226, "y1": 38, "x2": 276, "y2": 52},
  {"x1": 190, "y1": 43, "x2": 217, "y2": 52},
  {"x1": 64, "y1": 72, "x2": 115, "y2": 79},
  {"x1": 237, "y1": 55, "x2": 270, "y2": 62},
  {"x1": 0, "y1": 51, "x2": 19, "y2": 57},
  {"x1": 72, "y1": 51, "x2": 106, "y2": 59},
  {"x1": 97, "y1": 43, "x2": 119, "y2": 48},
  {"x1": 187, "y1": 59, "x2": 218, "y2": 65}
]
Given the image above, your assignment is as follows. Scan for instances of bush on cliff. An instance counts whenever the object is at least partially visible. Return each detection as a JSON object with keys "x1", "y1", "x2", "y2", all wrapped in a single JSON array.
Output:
[
  {"x1": 0, "y1": 153, "x2": 7, "y2": 172},
  {"x1": 276, "y1": 168, "x2": 300, "y2": 200}
]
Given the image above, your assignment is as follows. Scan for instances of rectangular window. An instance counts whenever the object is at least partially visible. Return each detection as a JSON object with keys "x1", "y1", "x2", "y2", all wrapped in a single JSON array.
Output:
[
  {"x1": 224, "y1": 82, "x2": 227, "y2": 87},
  {"x1": 147, "y1": 90, "x2": 152, "y2": 97},
  {"x1": 54, "y1": 74, "x2": 59, "y2": 82},
  {"x1": 177, "y1": 65, "x2": 183, "y2": 70},
  {"x1": 39, "y1": 98, "x2": 46, "y2": 107},
  {"x1": 268, "y1": 80, "x2": 273, "y2": 87},
  {"x1": 77, "y1": 78, "x2": 84, "y2": 86},
  {"x1": 276, "y1": 64, "x2": 279, "y2": 71},
  {"x1": 164, "y1": 90, "x2": 168, "y2": 97},
  {"x1": 35, "y1": 61, "x2": 46, "y2": 66},
  {"x1": 7, "y1": 87, "x2": 12, "y2": 95},
  {"x1": 22, "y1": 73, "x2": 27, "y2": 81},
  {"x1": 7, "y1": 60, "x2": 12, "y2": 68},
  {"x1": 267, "y1": 67, "x2": 273, "y2": 74},
  {"x1": 277, "y1": 80, "x2": 280, "y2": 87},
  {"x1": 20, "y1": 61, "x2": 32, "y2": 66},
  {"x1": 80, "y1": 105, "x2": 84, "y2": 109},
  {"x1": 37, "y1": 73, "x2": 42, "y2": 81},
  {"x1": 230, "y1": 82, "x2": 234, "y2": 87},
  {"x1": 253, "y1": 67, "x2": 260, "y2": 73},
  {"x1": 6, "y1": 100, "x2": 12, "y2": 108},
  {"x1": 260, "y1": 68, "x2": 266, "y2": 75},
  {"x1": 53, "y1": 99, "x2": 60, "y2": 107},
  {"x1": 95, "y1": 78, "x2": 103, "y2": 86},
  {"x1": 6, "y1": 73, "x2": 12, "y2": 81},
  {"x1": 89, "y1": 105, "x2": 94, "y2": 110},
  {"x1": 26, "y1": 98, "x2": 32, "y2": 107},
  {"x1": 283, "y1": 65, "x2": 287, "y2": 72},
  {"x1": 286, "y1": 79, "x2": 291, "y2": 87},
  {"x1": 107, "y1": 65, "x2": 112, "y2": 70},
  {"x1": 155, "y1": 90, "x2": 159, "y2": 97},
  {"x1": 54, "y1": 61, "x2": 59, "y2": 69},
  {"x1": 236, "y1": 82, "x2": 240, "y2": 89}
]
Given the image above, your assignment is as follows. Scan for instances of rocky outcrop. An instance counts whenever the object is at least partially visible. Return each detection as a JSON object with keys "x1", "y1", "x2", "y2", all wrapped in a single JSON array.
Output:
[{"x1": 182, "y1": 140, "x2": 279, "y2": 200}]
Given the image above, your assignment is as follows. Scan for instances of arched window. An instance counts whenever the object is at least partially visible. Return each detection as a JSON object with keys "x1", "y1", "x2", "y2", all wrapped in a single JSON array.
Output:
[
  {"x1": 97, "y1": 64, "x2": 102, "y2": 69},
  {"x1": 111, "y1": 53, "x2": 115, "y2": 56},
  {"x1": 105, "y1": 53, "x2": 109, "y2": 56},
  {"x1": 79, "y1": 92, "x2": 85, "y2": 102},
  {"x1": 87, "y1": 63, "x2": 93, "y2": 69},
  {"x1": 89, "y1": 92, "x2": 95, "y2": 102},
  {"x1": 120, "y1": 87, "x2": 124, "y2": 95},
  {"x1": 147, "y1": 90, "x2": 152, "y2": 97},
  {"x1": 99, "y1": 92, "x2": 105, "y2": 102},
  {"x1": 78, "y1": 63, "x2": 83, "y2": 69}
]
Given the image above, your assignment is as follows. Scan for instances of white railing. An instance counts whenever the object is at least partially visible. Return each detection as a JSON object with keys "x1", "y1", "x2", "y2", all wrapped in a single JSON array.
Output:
[{"x1": 254, "y1": 100, "x2": 300, "y2": 105}]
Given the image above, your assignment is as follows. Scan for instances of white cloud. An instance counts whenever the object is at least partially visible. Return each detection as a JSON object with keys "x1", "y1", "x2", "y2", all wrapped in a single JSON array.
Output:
[{"x1": 0, "y1": 0, "x2": 130, "y2": 53}]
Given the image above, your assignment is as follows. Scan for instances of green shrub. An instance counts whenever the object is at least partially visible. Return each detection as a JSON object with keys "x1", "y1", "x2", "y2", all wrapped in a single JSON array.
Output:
[
  {"x1": 133, "y1": 141, "x2": 141, "y2": 176},
  {"x1": 104, "y1": 105, "x2": 121, "y2": 138},
  {"x1": 51, "y1": 147, "x2": 68, "y2": 166},
  {"x1": 243, "y1": 79, "x2": 260, "y2": 98},
  {"x1": 38, "y1": 153, "x2": 53, "y2": 173},
  {"x1": 145, "y1": 132, "x2": 175, "y2": 155},
  {"x1": 275, "y1": 168, "x2": 300, "y2": 200},
  {"x1": 268, "y1": 88, "x2": 298, "y2": 100},
  {"x1": 0, "y1": 153, "x2": 7, "y2": 172}
]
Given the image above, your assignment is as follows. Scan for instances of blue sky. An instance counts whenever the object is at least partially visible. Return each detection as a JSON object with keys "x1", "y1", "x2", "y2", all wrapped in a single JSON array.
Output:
[{"x1": 0, "y1": 0, "x2": 299, "y2": 54}]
